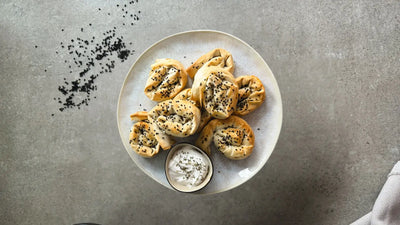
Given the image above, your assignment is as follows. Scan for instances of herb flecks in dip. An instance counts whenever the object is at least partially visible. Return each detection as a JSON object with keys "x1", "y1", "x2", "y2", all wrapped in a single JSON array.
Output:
[{"x1": 168, "y1": 146, "x2": 209, "y2": 187}]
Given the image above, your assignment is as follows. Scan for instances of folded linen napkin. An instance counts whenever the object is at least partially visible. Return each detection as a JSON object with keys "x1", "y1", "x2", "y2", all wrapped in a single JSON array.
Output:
[{"x1": 350, "y1": 161, "x2": 400, "y2": 225}]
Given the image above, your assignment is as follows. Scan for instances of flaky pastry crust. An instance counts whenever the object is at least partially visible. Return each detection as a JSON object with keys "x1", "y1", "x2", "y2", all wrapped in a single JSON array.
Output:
[
  {"x1": 144, "y1": 58, "x2": 187, "y2": 101},
  {"x1": 192, "y1": 66, "x2": 238, "y2": 119},
  {"x1": 195, "y1": 116, "x2": 254, "y2": 160},
  {"x1": 186, "y1": 48, "x2": 234, "y2": 79},
  {"x1": 129, "y1": 111, "x2": 161, "y2": 158},
  {"x1": 148, "y1": 99, "x2": 201, "y2": 138},
  {"x1": 234, "y1": 75, "x2": 266, "y2": 116},
  {"x1": 173, "y1": 88, "x2": 196, "y2": 105}
]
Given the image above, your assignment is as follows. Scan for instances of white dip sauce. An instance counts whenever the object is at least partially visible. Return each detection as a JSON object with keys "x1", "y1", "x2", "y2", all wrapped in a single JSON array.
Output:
[{"x1": 168, "y1": 147, "x2": 209, "y2": 187}]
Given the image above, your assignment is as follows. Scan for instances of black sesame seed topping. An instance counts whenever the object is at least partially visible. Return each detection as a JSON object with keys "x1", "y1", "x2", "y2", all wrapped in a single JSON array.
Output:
[{"x1": 51, "y1": 1, "x2": 142, "y2": 113}]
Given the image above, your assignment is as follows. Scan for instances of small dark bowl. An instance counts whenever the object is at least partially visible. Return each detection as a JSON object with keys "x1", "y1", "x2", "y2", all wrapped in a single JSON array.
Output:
[{"x1": 165, "y1": 143, "x2": 213, "y2": 193}]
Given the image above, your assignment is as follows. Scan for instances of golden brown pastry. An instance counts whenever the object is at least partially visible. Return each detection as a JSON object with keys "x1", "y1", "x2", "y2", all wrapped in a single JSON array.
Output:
[
  {"x1": 234, "y1": 75, "x2": 266, "y2": 116},
  {"x1": 144, "y1": 58, "x2": 188, "y2": 101},
  {"x1": 150, "y1": 120, "x2": 176, "y2": 150},
  {"x1": 192, "y1": 66, "x2": 239, "y2": 119},
  {"x1": 173, "y1": 88, "x2": 196, "y2": 105},
  {"x1": 131, "y1": 111, "x2": 175, "y2": 151},
  {"x1": 198, "y1": 109, "x2": 212, "y2": 132},
  {"x1": 173, "y1": 88, "x2": 211, "y2": 131},
  {"x1": 187, "y1": 48, "x2": 234, "y2": 79},
  {"x1": 148, "y1": 99, "x2": 201, "y2": 138},
  {"x1": 195, "y1": 116, "x2": 255, "y2": 160},
  {"x1": 129, "y1": 111, "x2": 161, "y2": 158}
]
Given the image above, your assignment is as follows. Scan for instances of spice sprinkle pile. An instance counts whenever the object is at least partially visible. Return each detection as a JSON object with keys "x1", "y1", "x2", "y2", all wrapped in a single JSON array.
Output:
[{"x1": 40, "y1": 1, "x2": 142, "y2": 114}]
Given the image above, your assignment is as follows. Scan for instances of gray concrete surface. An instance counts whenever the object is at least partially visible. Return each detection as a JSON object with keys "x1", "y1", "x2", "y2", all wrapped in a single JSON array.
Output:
[{"x1": 1, "y1": 0, "x2": 399, "y2": 224}]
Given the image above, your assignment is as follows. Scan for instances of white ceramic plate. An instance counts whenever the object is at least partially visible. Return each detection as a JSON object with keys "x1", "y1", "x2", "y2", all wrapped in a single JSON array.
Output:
[{"x1": 117, "y1": 30, "x2": 282, "y2": 194}]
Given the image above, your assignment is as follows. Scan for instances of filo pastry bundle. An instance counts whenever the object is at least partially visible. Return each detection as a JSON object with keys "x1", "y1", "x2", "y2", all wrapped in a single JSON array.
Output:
[{"x1": 129, "y1": 48, "x2": 266, "y2": 160}]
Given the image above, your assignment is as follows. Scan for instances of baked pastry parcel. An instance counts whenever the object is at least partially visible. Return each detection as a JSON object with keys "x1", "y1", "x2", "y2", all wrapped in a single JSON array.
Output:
[
  {"x1": 129, "y1": 111, "x2": 161, "y2": 158},
  {"x1": 192, "y1": 66, "x2": 239, "y2": 119},
  {"x1": 173, "y1": 88, "x2": 212, "y2": 131},
  {"x1": 144, "y1": 58, "x2": 188, "y2": 101},
  {"x1": 186, "y1": 48, "x2": 235, "y2": 79},
  {"x1": 195, "y1": 116, "x2": 255, "y2": 160},
  {"x1": 234, "y1": 75, "x2": 266, "y2": 116},
  {"x1": 148, "y1": 99, "x2": 201, "y2": 139}
]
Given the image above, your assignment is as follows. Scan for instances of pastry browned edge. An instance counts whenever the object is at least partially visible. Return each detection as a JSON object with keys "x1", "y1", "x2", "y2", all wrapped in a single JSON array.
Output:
[
  {"x1": 195, "y1": 116, "x2": 255, "y2": 160},
  {"x1": 129, "y1": 111, "x2": 161, "y2": 158},
  {"x1": 186, "y1": 48, "x2": 234, "y2": 79},
  {"x1": 173, "y1": 88, "x2": 196, "y2": 104},
  {"x1": 191, "y1": 66, "x2": 238, "y2": 119},
  {"x1": 144, "y1": 58, "x2": 188, "y2": 101},
  {"x1": 173, "y1": 88, "x2": 212, "y2": 132},
  {"x1": 148, "y1": 99, "x2": 201, "y2": 138},
  {"x1": 234, "y1": 75, "x2": 266, "y2": 116}
]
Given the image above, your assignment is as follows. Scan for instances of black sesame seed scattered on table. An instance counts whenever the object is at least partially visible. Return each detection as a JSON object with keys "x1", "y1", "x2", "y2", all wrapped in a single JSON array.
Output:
[{"x1": 47, "y1": 1, "x2": 142, "y2": 115}]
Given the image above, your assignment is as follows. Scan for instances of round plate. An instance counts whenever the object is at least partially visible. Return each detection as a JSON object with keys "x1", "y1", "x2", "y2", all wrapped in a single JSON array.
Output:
[{"x1": 117, "y1": 30, "x2": 282, "y2": 194}]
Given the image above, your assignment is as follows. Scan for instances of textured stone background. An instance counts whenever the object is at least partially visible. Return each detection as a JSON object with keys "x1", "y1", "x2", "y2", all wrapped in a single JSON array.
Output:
[{"x1": 1, "y1": 0, "x2": 399, "y2": 224}]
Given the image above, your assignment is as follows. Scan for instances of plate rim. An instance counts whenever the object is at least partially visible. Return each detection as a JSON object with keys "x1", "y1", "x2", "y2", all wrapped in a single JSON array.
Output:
[{"x1": 116, "y1": 29, "x2": 283, "y2": 194}]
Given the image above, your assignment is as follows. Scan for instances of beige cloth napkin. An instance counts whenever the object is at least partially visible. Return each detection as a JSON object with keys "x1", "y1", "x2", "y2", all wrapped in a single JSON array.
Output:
[{"x1": 350, "y1": 161, "x2": 400, "y2": 225}]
